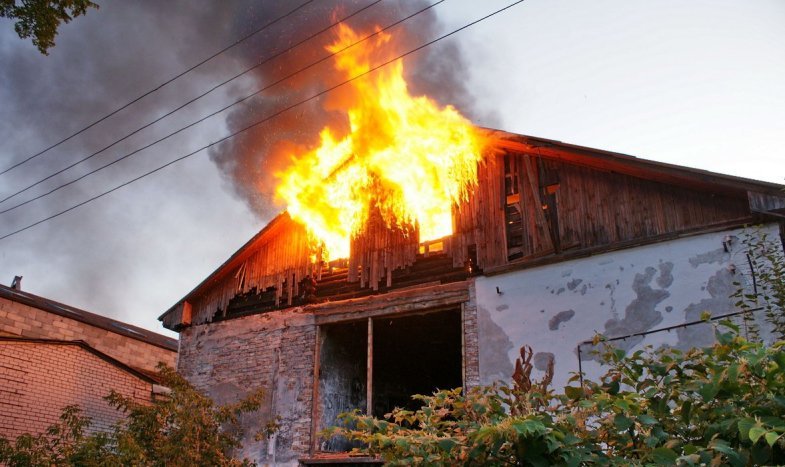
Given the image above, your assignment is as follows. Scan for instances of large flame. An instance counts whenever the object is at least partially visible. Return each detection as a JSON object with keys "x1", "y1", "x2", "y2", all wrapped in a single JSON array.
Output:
[{"x1": 276, "y1": 24, "x2": 486, "y2": 259}]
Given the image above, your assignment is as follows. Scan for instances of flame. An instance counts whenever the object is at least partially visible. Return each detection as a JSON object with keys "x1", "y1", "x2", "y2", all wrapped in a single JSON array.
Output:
[{"x1": 276, "y1": 24, "x2": 486, "y2": 259}]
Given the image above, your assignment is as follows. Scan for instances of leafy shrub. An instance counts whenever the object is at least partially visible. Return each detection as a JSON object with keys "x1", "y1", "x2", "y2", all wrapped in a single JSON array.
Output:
[
  {"x1": 0, "y1": 364, "x2": 265, "y2": 467},
  {"x1": 331, "y1": 322, "x2": 785, "y2": 466}
]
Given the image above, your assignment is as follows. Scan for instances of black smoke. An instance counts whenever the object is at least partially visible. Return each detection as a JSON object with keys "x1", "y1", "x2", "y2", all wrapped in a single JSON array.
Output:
[{"x1": 208, "y1": 0, "x2": 491, "y2": 217}]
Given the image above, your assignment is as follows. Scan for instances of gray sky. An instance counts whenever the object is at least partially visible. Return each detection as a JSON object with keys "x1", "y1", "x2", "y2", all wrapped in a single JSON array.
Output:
[{"x1": 1, "y1": 0, "x2": 783, "y2": 338}]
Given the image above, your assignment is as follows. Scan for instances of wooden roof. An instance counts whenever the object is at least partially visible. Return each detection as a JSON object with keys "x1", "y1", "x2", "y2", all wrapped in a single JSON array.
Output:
[{"x1": 160, "y1": 129, "x2": 784, "y2": 329}]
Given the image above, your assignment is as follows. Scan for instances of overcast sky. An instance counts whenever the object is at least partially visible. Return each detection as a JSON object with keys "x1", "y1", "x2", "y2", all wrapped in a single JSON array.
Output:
[{"x1": 1, "y1": 0, "x2": 783, "y2": 338}]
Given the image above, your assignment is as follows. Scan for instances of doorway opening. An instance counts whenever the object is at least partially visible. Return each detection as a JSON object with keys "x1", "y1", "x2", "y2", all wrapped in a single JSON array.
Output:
[
  {"x1": 316, "y1": 307, "x2": 463, "y2": 452},
  {"x1": 317, "y1": 320, "x2": 367, "y2": 452},
  {"x1": 371, "y1": 309, "x2": 462, "y2": 416}
]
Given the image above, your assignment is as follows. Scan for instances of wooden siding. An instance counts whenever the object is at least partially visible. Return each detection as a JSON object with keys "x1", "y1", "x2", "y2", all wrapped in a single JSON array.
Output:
[
  {"x1": 348, "y1": 208, "x2": 419, "y2": 290},
  {"x1": 184, "y1": 215, "x2": 319, "y2": 326},
  {"x1": 451, "y1": 152, "x2": 752, "y2": 272},
  {"x1": 165, "y1": 146, "x2": 761, "y2": 329}
]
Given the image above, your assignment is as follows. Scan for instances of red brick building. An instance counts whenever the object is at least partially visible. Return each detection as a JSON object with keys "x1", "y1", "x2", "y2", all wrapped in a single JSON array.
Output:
[{"x1": 0, "y1": 283, "x2": 177, "y2": 439}]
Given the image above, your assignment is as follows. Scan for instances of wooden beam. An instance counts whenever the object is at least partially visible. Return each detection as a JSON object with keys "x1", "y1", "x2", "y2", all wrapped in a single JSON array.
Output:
[
  {"x1": 483, "y1": 217, "x2": 754, "y2": 276},
  {"x1": 310, "y1": 281, "x2": 470, "y2": 325},
  {"x1": 522, "y1": 154, "x2": 553, "y2": 252}
]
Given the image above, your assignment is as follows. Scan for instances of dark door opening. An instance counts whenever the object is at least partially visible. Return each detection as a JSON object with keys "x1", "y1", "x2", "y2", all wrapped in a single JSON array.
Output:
[
  {"x1": 316, "y1": 308, "x2": 463, "y2": 452},
  {"x1": 317, "y1": 320, "x2": 367, "y2": 452},
  {"x1": 371, "y1": 309, "x2": 462, "y2": 416}
]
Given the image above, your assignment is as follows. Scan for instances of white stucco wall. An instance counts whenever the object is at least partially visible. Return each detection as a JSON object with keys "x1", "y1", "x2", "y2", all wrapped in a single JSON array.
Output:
[{"x1": 474, "y1": 224, "x2": 782, "y2": 391}]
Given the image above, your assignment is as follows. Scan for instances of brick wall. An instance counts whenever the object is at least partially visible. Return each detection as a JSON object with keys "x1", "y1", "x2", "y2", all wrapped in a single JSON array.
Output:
[
  {"x1": 178, "y1": 307, "x2": 316, "y2": 466},
  {"x1": 0, "y1": 296, "x2": 176, "y2": 372},
  {"x1": 0, "y1": 340, "x2": 152, "y2": 440},
  {"x1": 463, "y1": 279, "x2": 480, "y2": 389},
  {"x1": 176, "y1": 282, "x2": 480, "y2": 466}
]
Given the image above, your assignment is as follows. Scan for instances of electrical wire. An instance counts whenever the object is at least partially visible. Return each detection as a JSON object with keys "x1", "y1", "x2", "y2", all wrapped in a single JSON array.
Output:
[
  {"x1": 0, "y1": 0, "x2": 383, "y2": 206},
  {"x1": 0, "y1": 0, "x2": 527, "y2": 241},
  {"x1": 0, "y1": 0, "x2": 436, "y2": 215},
  {"x1": 0, "y1": 0, "x2": 314, "y2": 176}
]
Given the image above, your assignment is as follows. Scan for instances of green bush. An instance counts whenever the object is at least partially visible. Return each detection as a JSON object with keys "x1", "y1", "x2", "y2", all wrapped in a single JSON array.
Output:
[
  {"x1": 331, "y1": 322, "x2": 785, "y2": 466},
  {"x1": 0, "y1": 364, "x2": 265, "y2": 467}
]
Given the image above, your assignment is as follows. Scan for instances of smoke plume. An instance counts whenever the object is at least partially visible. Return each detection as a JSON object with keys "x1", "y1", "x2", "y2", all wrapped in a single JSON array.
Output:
[{"x1": 209, "y1": 0, "x2": 485, "y2": 218}]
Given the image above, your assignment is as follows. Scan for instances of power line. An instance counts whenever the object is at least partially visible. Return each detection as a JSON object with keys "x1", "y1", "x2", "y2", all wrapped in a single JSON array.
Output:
[
  {"x1": 0, "y1": 0, "x2": 436, "y2": 215},
  {"x1": 0, "y1": 1, "x2": 314, "y2": 177},
  {"x1": 0, "y1": 0, "x2": 527, "y2": 241},
  {"x1": 0, "y1": 0, "x2": 383, "y2": 207}
]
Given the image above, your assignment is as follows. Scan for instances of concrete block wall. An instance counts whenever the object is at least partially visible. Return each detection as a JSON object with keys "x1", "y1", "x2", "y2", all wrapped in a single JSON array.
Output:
[
  {"x1": 178, "y1": 307, "x2": 316, "y2": 466},
  {"x1": 0, "y1": 341, "x2": 151, "y2": 440},
  {"x1": 0, "y1": 298, "x2": 176, "y2": 372}
]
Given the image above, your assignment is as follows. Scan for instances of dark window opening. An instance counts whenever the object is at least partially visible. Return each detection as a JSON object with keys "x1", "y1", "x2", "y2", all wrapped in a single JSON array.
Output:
[
  {"x1": 504, "y1": 153, "x2": 525, "y2": 261},
  {"x1": 371, "y1": 309, "x2": 462, "y2": 417}
]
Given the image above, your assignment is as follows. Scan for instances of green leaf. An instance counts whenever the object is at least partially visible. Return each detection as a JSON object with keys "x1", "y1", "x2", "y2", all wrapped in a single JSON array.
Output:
[
  {"x1": 765, "y1": 431, "x2": 782, "y2": 447},
  {"x1": 726, "y1": 363, "x2": 739, "y2": 382},
  {"x1": 699, "y1": 382, "x2": 719, "y2": 402},
  {"x1": 613, "y1": 399, "x2": 630, "y2": 411},
  {"x1": 644, "y1": 435, "x2": 660, "y2": 447},
  {"x1": 637, "y1": 414, "x2": 658, "y2": 426},
  {"x1": 564, "y1": 386, "x2": 584, "y2": 400},
  {"x1": 652, "y1": 447, "x2": 679, "y2": 465},
  {"x1": 750, "y1": 441, "x2": 772, "y2": 465},
  {"x1": 738, "y1": 418, "x2": 755, "y2": 438},
  {"x1": 710, "y1": 439, "x2": 744, "y2": 467},
  {"x1": 681, "y1": 400, "x2": 692, "y2": 424},
  {"x1": 512, "y1": 419, "x2": 546, "y2": 436},
  {"x1": 683, "y1": 444, "x2": 698, "y2": 455},
  {"x1": 437, "y1": 438, "x2": 456, "y2": 451},
  {"x1": 749, "y1": 426, "x2": 767, "y2": 444},
  {"x1": 774, "y1": 351, "x2": 785, "y2": 369},
  {"x1": 614, "y1": 414, "x2": 633, "y2": 431}
]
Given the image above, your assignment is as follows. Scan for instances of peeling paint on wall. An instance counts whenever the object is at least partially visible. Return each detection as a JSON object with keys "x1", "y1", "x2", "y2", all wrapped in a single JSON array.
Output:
[
  {"x1": 474, "y1": 225, "x2": 782, "y2": 390},
  {"x1": 477, "y1": 305, "x2": 514, "y2": 382},
  {"x1": 602, "y1": 265, "x2": 669, "y2": 352},
  {"x1": 688, "y1": 247, "x2": 728, "y2": 268},
  {"x1": 675, "y1": 268, "x2": 736, "y2": 350},
  {"x1": 533, "y1": 352, "x2": 554, "y2": 371},
  {"x1": 549, "y1": 310, "x2": 575, "y2": 331}
]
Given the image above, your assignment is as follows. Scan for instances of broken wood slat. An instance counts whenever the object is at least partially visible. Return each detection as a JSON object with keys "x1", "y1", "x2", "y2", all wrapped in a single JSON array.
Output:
[
  {"x1": 187, "y1": 216, "x2": 317, "y2": 323},
  {"x1": 522, "y1": 154, "x2": 553, "y2": 254}
]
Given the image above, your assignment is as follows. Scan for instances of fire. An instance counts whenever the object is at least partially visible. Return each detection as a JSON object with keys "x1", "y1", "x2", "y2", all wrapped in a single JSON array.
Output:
[{"x1": 275, "y1": 23, "x2": 486, "y2": 259}]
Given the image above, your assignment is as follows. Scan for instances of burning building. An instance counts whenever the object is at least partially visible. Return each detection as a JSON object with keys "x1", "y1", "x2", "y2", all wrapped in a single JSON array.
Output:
[{"x1": 160, "y1": 20, "x2": 785, "y2": 466}]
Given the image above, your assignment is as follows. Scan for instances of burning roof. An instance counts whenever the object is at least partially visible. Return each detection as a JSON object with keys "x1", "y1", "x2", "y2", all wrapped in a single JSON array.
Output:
[
  {"x1": 275, "y1": 23, "x2": 488, "y2": 260},
  {"x1": 160, "y1": 15, "x2": 785, "y2": 331}
]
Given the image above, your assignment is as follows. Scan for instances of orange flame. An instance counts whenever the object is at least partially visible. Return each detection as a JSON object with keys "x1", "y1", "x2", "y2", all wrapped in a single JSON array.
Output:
[{"x1": 276, "y1": 24, "x2": 486, "y2": 259}]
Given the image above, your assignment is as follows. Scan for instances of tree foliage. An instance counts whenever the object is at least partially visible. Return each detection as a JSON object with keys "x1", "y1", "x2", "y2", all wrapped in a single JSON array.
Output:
[
  {"x1": 0, "y1": 364, "x2": 266, "y2": 466},
  {"x1": 331, "y1": 323, "x2": 785, "y2": 466},
  {"x1": 0, "y1": 0, "x2": 98, "y2": 54},
  {"x1": 733, "y1": 229, "x2": 785, "y2": 341}
]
